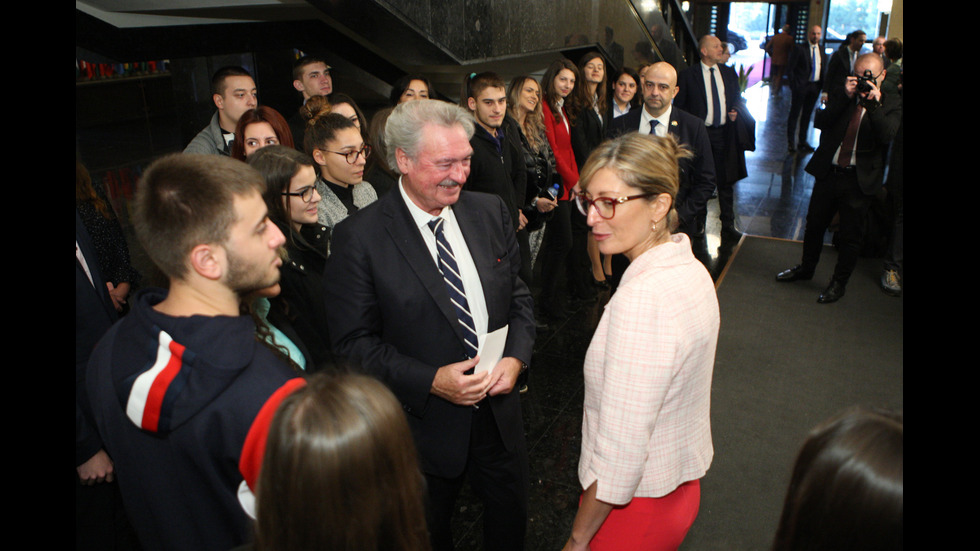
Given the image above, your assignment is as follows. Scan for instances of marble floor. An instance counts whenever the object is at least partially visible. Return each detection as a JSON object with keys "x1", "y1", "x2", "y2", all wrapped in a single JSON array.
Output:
[{"x1": 449, "y1": 83, "x2": 825, "y2": 550}]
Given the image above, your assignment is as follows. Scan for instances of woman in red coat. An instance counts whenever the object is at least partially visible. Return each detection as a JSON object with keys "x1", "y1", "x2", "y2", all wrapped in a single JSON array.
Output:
[{"x1": 538, "y1": 58, "x2": 581, "y2": 320}]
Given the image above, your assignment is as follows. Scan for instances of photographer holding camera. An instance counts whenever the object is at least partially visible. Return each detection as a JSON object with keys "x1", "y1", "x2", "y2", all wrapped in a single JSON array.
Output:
[{"x1": 776, "y1": 53, "x2": 902, "y2": 303}]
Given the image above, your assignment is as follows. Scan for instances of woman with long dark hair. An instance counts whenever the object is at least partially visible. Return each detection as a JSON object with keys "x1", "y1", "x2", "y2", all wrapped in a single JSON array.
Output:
[
  {"x1": 254, "y1": 372, "x2": 430, "y2": 551},
  {"x1": 248, "y1": 145, "x2": 334, "y2": 372},
  {"x1": 772, "y1": 407, "x2": 903, "y2": 551},
  {"x1": 569, "y1": 51, "x2": 611, "y2": 290},
  {"x1": 390, "y1": 74, "x2": 434, "y2": 104},
  {"x1": 537, "y1": 58, "x2": 581, "y2": 320}
]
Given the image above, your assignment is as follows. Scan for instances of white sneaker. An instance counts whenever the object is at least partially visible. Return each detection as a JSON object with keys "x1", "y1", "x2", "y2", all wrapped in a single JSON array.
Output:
[{"x1": 880, "y1": 270, "x2": 902, "y2": 296}]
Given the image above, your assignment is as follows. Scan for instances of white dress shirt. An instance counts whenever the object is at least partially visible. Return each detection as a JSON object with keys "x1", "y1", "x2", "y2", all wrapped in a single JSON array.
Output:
[
  {"x1": 640, "y1": 105, "x2": 672, "y2": 138},
  {"x1": 699, "y1": 61, "x2": 728, "y2": 126},
  {"x1": 398, "y1": 179, "x2": 489, "y2": 342}
]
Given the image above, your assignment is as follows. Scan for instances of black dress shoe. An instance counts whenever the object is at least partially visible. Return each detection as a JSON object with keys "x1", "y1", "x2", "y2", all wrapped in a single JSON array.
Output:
[
  {"x1": 721, "y1": 225, "x2": 743, "y2": 240},
  {"x1": 817, "y1": 279, "x2": 846, "y2": 303},
  {"x1": 776, "y1": 265, "x2": 814, "y2": 282}
]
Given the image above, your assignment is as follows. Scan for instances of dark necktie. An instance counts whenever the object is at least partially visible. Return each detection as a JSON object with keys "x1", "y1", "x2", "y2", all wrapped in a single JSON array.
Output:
[
  {"x1": 838, "y1": 102, "x2": 864, "y2": 168},
  {"x1": 710, "y1": 67, "x2": 722, "y2": 127},
  {"x1": 649, "y1": 120, "x2": 659, "y2": 135},
  {"x1": 428, "y1": 217, "x2": 479, "y2": 357}
]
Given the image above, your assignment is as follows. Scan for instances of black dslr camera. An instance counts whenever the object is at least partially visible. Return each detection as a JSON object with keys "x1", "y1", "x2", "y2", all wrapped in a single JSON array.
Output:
[{"x1": 855, "y1": 70, "x2": 877, "y2": 94}]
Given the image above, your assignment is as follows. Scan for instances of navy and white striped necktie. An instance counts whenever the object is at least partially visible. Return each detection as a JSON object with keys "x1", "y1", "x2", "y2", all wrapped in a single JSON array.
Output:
[{"x1": 428, "y1": 217, "x2": 479, "y2": 357}]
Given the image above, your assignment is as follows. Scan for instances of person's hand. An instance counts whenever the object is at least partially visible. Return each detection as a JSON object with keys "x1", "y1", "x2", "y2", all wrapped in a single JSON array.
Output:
[
  {"x1": 106, "y1": 282, "x2": 131, "y2": 312},
  {"x1": 844, "y1": 75, "x2": 859, "y2": 98},
  {"x1": 860, "y1": 77, "x2": 882, "y2": 102},
  {"x1": 518, "y1": 211, "x2": 528, "y2": 231},
  {"x1": 431, "y1": 357, "x2": 490, "y2": 405},
  {"x1": 77, "y1": 449, "x2": 114, "y2": 485},
  {"x1": 487, "y1": 357, "x2": 522, "y2": 396},
  {"x1": 728, "y1": 109, "x2": 738, "y2": 122},
  {"x1": 536, "y1": 197, "x2": 558, "y2": 213}
]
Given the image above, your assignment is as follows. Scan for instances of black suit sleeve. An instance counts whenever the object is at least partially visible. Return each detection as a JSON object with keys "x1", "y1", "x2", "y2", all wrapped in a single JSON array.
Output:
[
  {"x1": 323, "y1": 220, "x2": 438, "y2": 415},
  {"x1": 676, "y1": 124, "x2": 716, "y2": 227}
]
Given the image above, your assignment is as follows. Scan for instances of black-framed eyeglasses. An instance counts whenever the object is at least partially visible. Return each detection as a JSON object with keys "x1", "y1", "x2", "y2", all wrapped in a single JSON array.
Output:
[
  {"x1": 574, "y1": 192, "x2": 653, "y2": 219},
  {"x1": 322, "y1": 145, "x2": 372, "y2": 164},
  {"x1": 282, "y1": 185, "x2": 317, "y2": 203}
]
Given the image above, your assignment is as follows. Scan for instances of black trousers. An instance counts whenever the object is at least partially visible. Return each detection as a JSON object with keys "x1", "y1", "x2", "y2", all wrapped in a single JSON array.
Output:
[
  {"x1": 537, "y1": 200, "x2": 572, "y2": 316},
  {"x1": 424, "y1": 399, "x2": 529, "y2": 551},
  {"x1": 801, "y1": 167, "x2": 874, "y2": 284},
  {"x1": 788, "y1": 81, "x2": 821, "y2": 147},
  {"x1": 705, "y1": 125, "x2": 736, "y2": 227}
]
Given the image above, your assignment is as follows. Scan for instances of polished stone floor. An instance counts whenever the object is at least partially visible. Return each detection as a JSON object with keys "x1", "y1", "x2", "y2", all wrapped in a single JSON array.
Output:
[{"x1": 449, "y1": 83, "x2": 828, "y2": 550}]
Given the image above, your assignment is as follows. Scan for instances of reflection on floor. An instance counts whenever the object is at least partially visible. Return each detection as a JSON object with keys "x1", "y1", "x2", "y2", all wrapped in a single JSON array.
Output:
[{"x1": 450, "y1": 83, "x2": 825, "y2": 550}]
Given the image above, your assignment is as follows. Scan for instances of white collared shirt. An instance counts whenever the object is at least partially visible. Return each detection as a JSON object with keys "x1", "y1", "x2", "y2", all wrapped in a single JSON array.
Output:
[
  {"x1": 699, "y1": 61, "x2": 728, "y2": 126},
  {"x1": 612, "y1": 101, "x2": 631, "y2": 118},
  {"x1": 809, "y1": 44, "x2": 822, "y2": 82},
  {"x1": 398, "y1": 179, "x2": 489, "y2": 341},
  {"x1": 639, "y1": 106, "x2": 671, "y2": 138}
]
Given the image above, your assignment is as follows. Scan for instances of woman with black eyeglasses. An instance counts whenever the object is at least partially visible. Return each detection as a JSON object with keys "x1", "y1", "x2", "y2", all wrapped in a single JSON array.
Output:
[
  {"x1": 301, "y1": 98, "x2": 378, "y2": 229},
  {"x1": 562, "y1": 133, "x2": 719, "y2": 551},
  {"x1": 248, "y1": 145, "x2": 337, "y2": 373}
]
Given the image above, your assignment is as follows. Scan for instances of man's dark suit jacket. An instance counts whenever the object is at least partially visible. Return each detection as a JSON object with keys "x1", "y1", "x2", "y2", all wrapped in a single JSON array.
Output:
[
  {"x1": 788, "y1": 42, "x2": 828, "y2": 91},
  {"x1": 323, "y1": 189, "x2": 536, "y2": 478},
  {"x1": 673, "y1": 62, "x2": 749, "y2": 183},
  {"x1": 805, "y1": 87, "x2": 902, "y2": 194},
  {"x1": 607, "y1": 106, "x2": 716, "y2": 233},
  {"x1": 673, "y1": 62, "x2": 742, "y2": 126},
  {"x1": 823, "y1": 45, "x2": 857, "y2": 94}
]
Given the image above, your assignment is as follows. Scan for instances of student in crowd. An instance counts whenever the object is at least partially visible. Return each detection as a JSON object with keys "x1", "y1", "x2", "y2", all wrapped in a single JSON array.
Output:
[
  {"x1": 772, "y1": 407, "x2": 903, "y2": 551},
  {"x1": 538, "y1": 58, "x2": 582, "y2": 321},
  {"x1": 231, "y1": 106, "x2": 294, "y2": 161},
  {"x1": 248, "y1": 145, "x2": 335, "y2": 372},
  {"x1": 251, "y1": 373, "x2": 430, "y2": 551},
  {"x1": 86, "y1": 154, "x2": 302, "y2": 551},
  {"x1": 390, "y1": 74, "x2": 434, "y2": 104},
  {"x1": 301, "y1": 96, "x2": 378, "y2": 229},
  {"x1": 608, "y1": 67, "x2": 640, "y2": 119},
  {"x1": 461, "y1": 72, "x2": 530, "y2": 281},
  {"x1": 288, "y1": 55, "x2": 333, "y2": 147},
  {"x1": 329, "y1": 92, "x2": 370, "y2": 140},
  {"x1": 504, "y1": 75, "x2": 559, "y2": 267},
  {"x1": 569, "y1": 51, "x2": 611, "y2": 290},
  {"x1": 184, "y1": 66, "x2": 257, "y2": 156}
]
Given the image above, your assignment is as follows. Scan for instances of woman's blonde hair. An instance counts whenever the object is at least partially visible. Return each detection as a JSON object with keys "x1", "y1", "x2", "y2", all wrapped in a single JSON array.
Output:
[{"x1": 578, "y1": 132, "x2": 691, "y2": 233}]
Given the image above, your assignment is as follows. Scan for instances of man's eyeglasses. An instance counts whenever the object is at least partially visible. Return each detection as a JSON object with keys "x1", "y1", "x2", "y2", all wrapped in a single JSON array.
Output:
[
  {"x1": 282, "y1": 186, "x2": 317, "y2": 203},
  {"x1": 574, "y1": 191, "x2": 653, "y2": 219},
  {"x1": 321, "y1": 145, "x2": 372, "y2": 164}
]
